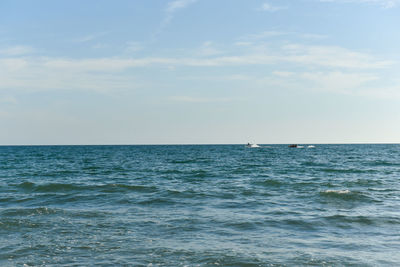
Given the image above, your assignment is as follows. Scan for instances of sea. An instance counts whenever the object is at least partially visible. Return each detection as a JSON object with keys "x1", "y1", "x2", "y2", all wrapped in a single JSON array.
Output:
[{"x1": 1, "y1": 144, "x2": 400, "y2": 266}]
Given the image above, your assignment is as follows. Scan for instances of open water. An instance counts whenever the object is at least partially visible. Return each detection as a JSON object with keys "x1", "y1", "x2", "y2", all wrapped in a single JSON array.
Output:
[{"x1": 1, "y1": 144, "x2": 400, "y2": 266}]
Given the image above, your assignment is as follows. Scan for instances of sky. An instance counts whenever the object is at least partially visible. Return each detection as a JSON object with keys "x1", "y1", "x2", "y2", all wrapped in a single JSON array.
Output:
[{"x1": 0, "y1": 0, "x2": 399, "y2": 145}]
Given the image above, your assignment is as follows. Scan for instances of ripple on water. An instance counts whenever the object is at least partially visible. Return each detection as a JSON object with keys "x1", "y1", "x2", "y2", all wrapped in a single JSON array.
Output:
[
  {"x1": 319, "y1": 189, "x2": 372, "y2": 202},
  {"x1": 0, "y1": 207, "x2": 61, "y2": 217},
  {"x1": 1, "y1": 144, "x2": 400, "y2": 266},
  {"x1": 12, "y1": 181, "x2": 158, "y2": 194}
]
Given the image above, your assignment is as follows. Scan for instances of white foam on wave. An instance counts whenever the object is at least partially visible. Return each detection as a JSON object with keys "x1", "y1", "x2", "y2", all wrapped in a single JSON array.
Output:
[{"x1": 324, "y1": 189, "x2": 351, "y2": 194}]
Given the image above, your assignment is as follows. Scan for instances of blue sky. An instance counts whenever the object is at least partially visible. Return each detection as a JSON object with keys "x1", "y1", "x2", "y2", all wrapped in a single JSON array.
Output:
[{"x1": 1, "y1": 0, "x2": 399, "y2": 144}]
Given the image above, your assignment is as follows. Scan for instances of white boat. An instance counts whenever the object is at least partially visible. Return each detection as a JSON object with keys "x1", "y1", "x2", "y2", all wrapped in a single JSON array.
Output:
[{"x1": 246, "y1": 143, "x2": 260, "y2": 148}]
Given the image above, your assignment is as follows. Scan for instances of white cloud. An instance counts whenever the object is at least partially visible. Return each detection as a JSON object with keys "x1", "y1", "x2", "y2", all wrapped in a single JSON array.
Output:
[
  {"x1": 162, "y1": 0, "x2": 197, "y2": 28},
  {"x1": 239, "y1": 31, "x2": 329, "y2": 42},
  {"x1": 125, "y1": 41, "x2": 144, "y2": 53},
  {"x1": 0, "y1": 57, "x2": 142, "y2": 93},
  {"x1": 0, "y1": 45, "x2": 33, "y2": 56},
  {"x1": 0, "y1": 44, "x2": 390, "y2": 72},
  {"x1": 0, "y1": 39, "x2": 395, "y2": 100},
  {"x1": 0, "y1": 58, "x2": 28, "y2": 70},
  {"x1": 319, "y1": 0, "x2": 399, "y2": 8},
  {"x1": 72, "y1": 32, "x2": 108, "y2": 43},
  {"x1": 282, "y1": 44, "x2": 392, "y2": 69},
  {"x1": 272, "y1": 71, "x2": 294, "y2": 77},
  {"x1": 297, "y1": 71, "x2": 400, "y2": 99},
  {"x1": 241, "y1": 31, "x2": 288, "y2": 40},
  {"x1": 260, "y1": 2, "x2": 287, "y2": 11},
  {"x1": 197, "y1": 41, "x2": 223, "y2": 56},
  {"x1": 300, "y1": 71, "x2": 379, "y2": 93},
  {"x1": 166, "y1": 0, "x2": 197, "y2": 13},
  {"x1": 300, "y1": 33, "x2": 329, "y2": 40},
  {"x1": 258, "y1": 69, "x2": 400, "y2": 99}
]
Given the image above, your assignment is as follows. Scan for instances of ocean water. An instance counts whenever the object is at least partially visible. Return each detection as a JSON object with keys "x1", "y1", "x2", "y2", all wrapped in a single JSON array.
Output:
[{"x1": 1, "y1": 144, "x2": 400, "y2": 266}]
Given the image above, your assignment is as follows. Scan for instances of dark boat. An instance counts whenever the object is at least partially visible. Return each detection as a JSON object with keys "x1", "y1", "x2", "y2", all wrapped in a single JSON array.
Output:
[{"x1": 288, "y1": 144, "x2": 298, "y2": 148}]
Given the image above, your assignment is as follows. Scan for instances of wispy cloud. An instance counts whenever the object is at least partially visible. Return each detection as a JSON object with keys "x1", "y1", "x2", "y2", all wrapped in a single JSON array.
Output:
[
  {"x1": 300, "y1": 71, "x2": 379, "y2": 93},
  {"x1": 166, "y1": 0, "x2": 197, "y2": 13},
  {"x1": 291, "y1": 70, "x2": 400, "y2": 99},
  {"x1": 0, "y1": 57, "x2": 140, "y2": 93},
  {"x1": 0, "y1": 43, "x2": 391, "y2": 72},
  {"x1": 239, "y1": 31, "x2": 328, "y2": 42},
  {"x1": 281, "y1": 44, "x2": 392, "y2": 69},
  {"x1": 72, "y1": 32, "x2": 108, "y2": 43},
  {"x1": 319, "y1": 0, "x2": 399, "y2": 8},
  {"x1": 0, "y1": 45, "x2": 33, "y2": 56},
  {"x1": 0, "y1": 32, "x2": 395, "y2": 101},
  {"x1": 160, "y1": 0, "x2": 197, "y2": 30},
  {"x1": 272, "y1": 71, "x2": 294, "y2": 77},
  {"x1": 0, "y1": 43, "x2": 391, "y2": 92},
  {"x1": 300, "y1": 33, "x2": 329, "y2": 40},
  {"x1": 125, "y1": 41, "x2": 144, "y2": 53},
  {"x1": 197, "y1": 41, "x2": 223, "y2": 56},
  {"x1": 260, "y1": 1, "x2": 288, "y2": 11},
  {"x1": 241, "y1": 31, "x2": 288, "y2": 41}
]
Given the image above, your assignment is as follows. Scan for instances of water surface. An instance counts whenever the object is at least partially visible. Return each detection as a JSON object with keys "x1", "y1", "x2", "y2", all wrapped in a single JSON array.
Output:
[{"x1": 1, "y1": 144, "x2": 400, "y2": 266}]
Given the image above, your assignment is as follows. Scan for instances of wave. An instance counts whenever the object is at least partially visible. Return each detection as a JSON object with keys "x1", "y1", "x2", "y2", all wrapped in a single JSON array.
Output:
[
  {"x1": 169, "y1": 158, "x2": 213, "y2": 164},
  {"x1": 368, "y1": 160, "x2": 400, "y2": 167},
  {"x1": 322, "y1": 214, "x2": 400, "y2": 226},
  {"x1": 0, "y1": 207, "x2": 61, "y2": 217},
  {"x1": 160, "y1": 169, "x2": 183, "y2": 175},
  {"x1": 99, "y1": 183, "x2": 159, "y2": 193},
  {"x1": 254, "y1": 179, "x2": 284, "y2": 187},
  {"x1": 320, "y1": 168, "x2": 377, "y2": 174},
  {"x1": 162, "y1": 189, "x2": 208, "y2": 199},
  {"x1": 0, "y1": 218, "x2": 43, "y2": 230},
  {"x1": 223, "y1": 220, "x2": 263, "y2": 231},
  {"x1": 13, "y1": 181, "x2": 158, "y2": 194},
  {"x1": 190, "y1": 170, "x2": 209, "y2": 178},
  {"x1": 301, "y1": 161, "x2": 329, "y2": 167},
  {"x1": 323, "y1": 189, "x2": 351, "y2": 194},
  {"x1": 160, "y1": 169, "x2": 210, "y2": 178},
  {"x1": 137, "y1": 197, "x2": 176, "y2": 206},
  {"x1": 170, "y1": 159, "x2": 198, "y2": 164},
  {"x1": 344, "y1": 178, "x2": 383, "y2": 187},
  {"x1": 319, "y1": 189, "x2": 374, "y2": 202}
]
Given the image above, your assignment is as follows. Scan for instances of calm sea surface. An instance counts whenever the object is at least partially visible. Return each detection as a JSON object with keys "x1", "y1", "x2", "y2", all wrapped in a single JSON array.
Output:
[{"x1": 1, "y1": 144, "x2": 400, "y2": 266}]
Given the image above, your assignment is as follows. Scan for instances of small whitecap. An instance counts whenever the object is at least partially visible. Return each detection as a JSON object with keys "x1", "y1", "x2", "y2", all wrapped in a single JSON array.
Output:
[{"x1": 324, "y1": 189, "x2": 350, "y2": 194}]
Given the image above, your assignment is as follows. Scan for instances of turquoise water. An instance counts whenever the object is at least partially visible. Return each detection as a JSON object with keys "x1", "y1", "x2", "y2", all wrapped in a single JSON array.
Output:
[{"x1": 1, "y1": 144, "x2": 400, "y2": 266}]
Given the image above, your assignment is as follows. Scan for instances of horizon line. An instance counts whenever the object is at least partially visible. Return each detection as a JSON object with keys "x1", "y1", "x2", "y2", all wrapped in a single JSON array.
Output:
[{"x1": 1, "y1": 142, "x2": 399, "y2": 146}]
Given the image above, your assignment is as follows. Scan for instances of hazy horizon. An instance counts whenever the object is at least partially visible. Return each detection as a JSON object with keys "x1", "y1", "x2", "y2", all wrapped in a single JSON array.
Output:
[{"x1": 1, "y1": 142, "x2": 399, "y2": 146}]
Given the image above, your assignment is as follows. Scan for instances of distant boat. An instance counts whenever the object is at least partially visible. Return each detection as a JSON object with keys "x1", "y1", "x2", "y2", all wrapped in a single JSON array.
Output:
[
  {"x1": 288, "y1": 144, "x2": 304, "y2": 148},
  {"x1": 308, "y1": 145, "x2": 315, "y2": 148},
  {"x1": 246, "y1": 143, "x2": 260, "y2": 148}
]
